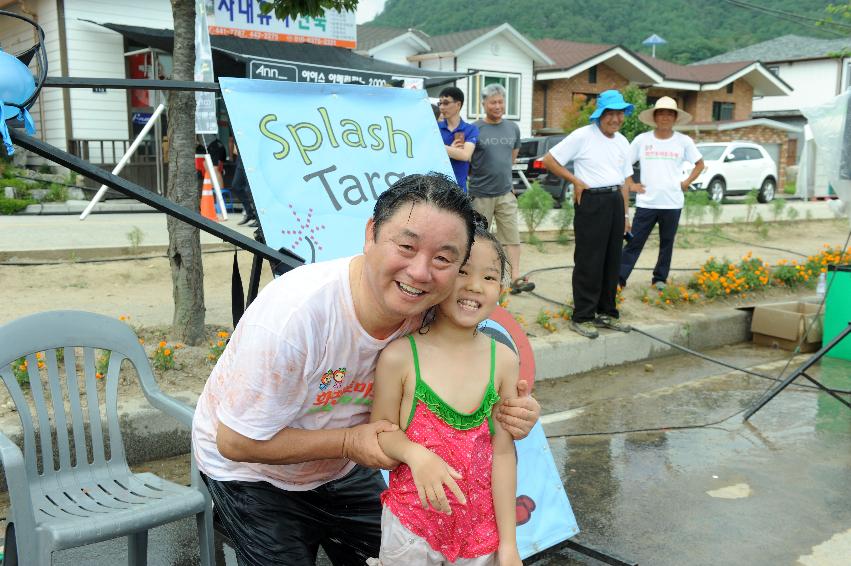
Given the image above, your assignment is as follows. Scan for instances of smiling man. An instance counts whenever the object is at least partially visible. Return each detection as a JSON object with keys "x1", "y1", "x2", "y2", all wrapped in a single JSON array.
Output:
[
  {"x1": 191, "y1": 173, "x2": 540, "y2": 565},
  {"x1": 543, "y1": 90, "x2": 635, "y2": 339},
  {"x1": 619, "y1": 97, "x2": 704, "y2": 291}
]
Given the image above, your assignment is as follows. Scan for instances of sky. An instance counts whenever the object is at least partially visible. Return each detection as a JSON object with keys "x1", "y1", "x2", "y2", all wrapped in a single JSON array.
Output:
[{"x1": 355, "y1": 0, "x2": 387, "y2": 24}]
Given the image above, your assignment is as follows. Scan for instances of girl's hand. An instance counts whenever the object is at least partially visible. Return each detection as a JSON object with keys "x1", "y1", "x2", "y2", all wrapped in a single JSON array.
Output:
[
  {"x1": 498, "y1": 542, "x2": 522, "y2": 566},
  {"x1": 407, "y1": 446, "x2": 466, "y2": 514}
]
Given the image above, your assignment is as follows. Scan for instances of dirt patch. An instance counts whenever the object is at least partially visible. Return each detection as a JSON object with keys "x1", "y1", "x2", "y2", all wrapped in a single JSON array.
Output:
[{"x1": 0, "y1": 219, "x2": 847, "y2": 421}]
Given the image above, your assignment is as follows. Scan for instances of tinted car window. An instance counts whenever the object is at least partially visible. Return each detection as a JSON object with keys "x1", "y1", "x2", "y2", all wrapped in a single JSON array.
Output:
[
  {"x1": 728, "y1": 149, "x2": 747, "y2": 162},
  {"x1": 698, "y1": 146, "x2": 725, "y2": 161},
  {"x1": 742, "y1": 148, "x2": 763, "y2": 160},
  {"x1": 518, "y1": 139, "x2": 542, "y2": 158},
  {"x1": 545, "y1": 135, "x2": 566, "y2": 151}
]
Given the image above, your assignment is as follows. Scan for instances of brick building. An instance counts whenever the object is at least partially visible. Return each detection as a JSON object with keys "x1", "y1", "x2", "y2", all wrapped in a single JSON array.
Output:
[{"x1": 532, "y1": 39, "x2": 790, "y2": 132}]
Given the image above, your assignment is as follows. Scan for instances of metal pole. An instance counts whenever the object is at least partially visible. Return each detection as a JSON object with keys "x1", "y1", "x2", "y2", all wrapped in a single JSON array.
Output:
[
  {"x1": 204, "y1": 152, "x2": 229, "y2": 220},
  {"x1": 79, "y1": 103, "x2": 166, "y2": 219}
]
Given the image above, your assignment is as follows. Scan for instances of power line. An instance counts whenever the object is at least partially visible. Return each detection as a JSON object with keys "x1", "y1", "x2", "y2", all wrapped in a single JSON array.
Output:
[{"x1": 723, "y1": 0, "x2": 850, "y2": 36}]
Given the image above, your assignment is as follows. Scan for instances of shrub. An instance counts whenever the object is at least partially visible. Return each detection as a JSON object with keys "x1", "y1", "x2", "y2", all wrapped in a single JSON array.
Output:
[
  {"x1": 44, "y1": 183, "x2": 69, "y2": 203},
  {"x1": 517, "y1": 181, "x2": 554, "y2": 242},
  {"x1": 0, "y1": 196, "x2": 34, "y2": 215},
  {"x1": 208, "y1": 331, "x2": 230, "y2": 364},
  {"x1": 153, "y1": 341, "x2": 175, "y2": 371}
]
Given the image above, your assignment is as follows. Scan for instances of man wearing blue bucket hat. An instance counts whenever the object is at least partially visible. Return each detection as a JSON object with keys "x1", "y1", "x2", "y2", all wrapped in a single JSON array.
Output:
[{"x1": 542, "y1": 90, "x2": 635, "y2": 339}]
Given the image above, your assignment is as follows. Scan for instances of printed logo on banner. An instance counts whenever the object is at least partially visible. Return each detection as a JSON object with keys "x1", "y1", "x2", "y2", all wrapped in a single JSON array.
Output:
[{"x1": 221, "y1": 78, "x2": 454, "y2": 262}]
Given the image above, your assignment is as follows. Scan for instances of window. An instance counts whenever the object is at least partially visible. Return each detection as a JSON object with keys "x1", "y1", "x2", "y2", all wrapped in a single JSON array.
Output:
[
  {"x1": 846, "y1": 62, "x2": 851, "y2": 90},
  {"x1": 767, "y1": 65, "x2": 780, "y2": 77},
  {"x1": 726, "y1": 83, "x2": 734, "y2": 94},
  {"x1": 468, "y1": 71, "x2": 521, "y2": 120},
  {"x1": 588, "y1": 65, "x2": 597, "y2": 84},
  {"x1": 742, "y1": 148, "x2": 763, "y2": 160},
  {"x1": 712, "y1": 101, "x2": 735, "y2": 121}
]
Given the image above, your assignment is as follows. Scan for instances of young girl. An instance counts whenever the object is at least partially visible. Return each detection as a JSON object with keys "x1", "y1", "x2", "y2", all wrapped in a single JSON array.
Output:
[{"x1": 369, "y1": 224, "x2": 522, "y2": 566}]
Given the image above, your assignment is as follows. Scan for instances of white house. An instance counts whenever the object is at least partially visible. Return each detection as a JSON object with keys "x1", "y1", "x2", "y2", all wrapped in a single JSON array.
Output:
[
  {"x1": 358, "y1": 23, "x2": 554, "y2": 137},
  {"x1": 694, "y1": 35, "x2": 851, "y2": 128},
  {"x1": 0, "y1": 0, "x2": 173, "y2": 156}
]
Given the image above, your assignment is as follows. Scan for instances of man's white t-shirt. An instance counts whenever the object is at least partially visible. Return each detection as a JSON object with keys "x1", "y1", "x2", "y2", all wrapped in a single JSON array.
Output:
[
  {"x1": 631, "y1": 131, "x2": 701, "y2": 209},
  {"x1": 192, "y1": 256, "x2": 418, "y2": 491},
  {"x1": 548, "y1": 123, "x2": 632, "y2": 188}
]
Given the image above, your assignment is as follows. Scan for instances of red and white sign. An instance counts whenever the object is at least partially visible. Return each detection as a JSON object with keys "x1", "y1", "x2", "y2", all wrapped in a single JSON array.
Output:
[{"x1": 208, "y1": 0, "x2": 356, "y2": 49}]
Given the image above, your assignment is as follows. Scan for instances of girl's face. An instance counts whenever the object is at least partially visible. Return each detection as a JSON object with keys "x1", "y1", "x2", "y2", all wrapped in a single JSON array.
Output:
[{"x1": 438, "y1": 239, "x2": 503, "y2": 329}]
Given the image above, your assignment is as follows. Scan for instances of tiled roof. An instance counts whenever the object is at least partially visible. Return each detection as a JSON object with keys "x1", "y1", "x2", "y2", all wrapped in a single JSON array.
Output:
[
  {"x1": 534, "y1": 38, "x2": 613, "y2": 70},
  {"x1": 695, "y1": 34, "x2": 851, "y2": 64},
  {"x1": 533, "y1": 38, "x2": 756, "y2": 84},
  {"x1": 637, "y1": 54, "x2": 752, "y2": 83},
  {"x1": 425, "y1": 26, "x2": 499, "y2": 53},
  {"x1": 356, "y1": 25, "x2": 429, "y2": 51}
]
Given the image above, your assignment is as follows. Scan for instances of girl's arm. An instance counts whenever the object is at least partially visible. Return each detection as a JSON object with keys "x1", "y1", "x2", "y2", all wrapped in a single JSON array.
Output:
[
  {"x1": 371, "y1": 340, "x2": 466, "y2": 514},
  {"x1": 492, "y1": 345, "x2": 522, "y2": 566}
]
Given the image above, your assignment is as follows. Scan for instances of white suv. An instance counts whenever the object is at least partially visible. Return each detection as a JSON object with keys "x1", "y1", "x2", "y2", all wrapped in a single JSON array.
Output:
[{"x1": 689, "y1": 142, "x2": 778, "y2": 203}]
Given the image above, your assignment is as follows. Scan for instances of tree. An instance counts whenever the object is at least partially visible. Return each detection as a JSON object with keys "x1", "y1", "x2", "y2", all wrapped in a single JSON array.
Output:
[
  {"x1": 263, "y1": 0, "x2": 359, "y2": 19},
  {"x1": 167, "y1": 0, "x2": 205, "y2": 345},
  {"x1": 164, "y1": 0, "x2": 361, "y2": 345},
  {"x1": 619, "y1": 85, "x2": 651, "y2": 143}
]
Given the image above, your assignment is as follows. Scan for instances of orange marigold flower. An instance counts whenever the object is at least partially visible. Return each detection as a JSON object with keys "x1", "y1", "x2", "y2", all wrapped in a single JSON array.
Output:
[
  {"x1": 36, "y1": 352, "x2": 45, "y2": 360},
  {"x1": 119, "y1": 315, "x2": 127, "y2": 321},
  {"x1": 138, "y1": 338, "x2": 145, "y2": 345},
  {"x1": 216, "y1": 341, "x2": 224, "y2": 347},
  {"x1": 218, "y1": 331, "x2": 229, "y2": 338},
  {"x1": 158, "y1": 341, "x2": 167, "y2": 348},
  {"x1": 164, "y1": 349, "x2": 172, "y2": 356},
  {"x1": 96, "y1": 372, "x2": 104, "y2": 379},
  {"x1": 37, "y1": 361, "x2": 45, "y2": 369}
]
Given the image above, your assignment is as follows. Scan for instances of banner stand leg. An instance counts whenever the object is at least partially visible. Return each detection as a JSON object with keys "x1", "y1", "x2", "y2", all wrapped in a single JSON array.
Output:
[
  {"x1": 525, "y1": 539, "x2": 638, "y2": 566},
  {"x1": 743, "y1": 322, "x2": 851, "y2": 421}
]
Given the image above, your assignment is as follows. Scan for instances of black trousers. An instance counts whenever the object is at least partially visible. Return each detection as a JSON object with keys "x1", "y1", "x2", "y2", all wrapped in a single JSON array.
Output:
[
  {"x1": 202, "y1": 466, "x2": 385, "y2": 566},
  {"x1": 619, "y1": 207, "x2": 682, "y2": 286},
  {"x1": 572, "y1": 190, "x2": 625, "y2": 323}
]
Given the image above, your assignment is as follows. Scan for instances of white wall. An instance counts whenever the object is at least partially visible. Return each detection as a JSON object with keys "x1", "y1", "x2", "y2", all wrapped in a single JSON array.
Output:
[
  {"x1": 62, "y1": 0, "x2": 172, "y2": 156},
  {"x1": 370, "y1": 39, "x2": 422, "y2": 67},
  {"x1": 456, "y1": 34, "x2": 535, "y2": 137},
  {"x1": 0, "y1": 3, "x2": 44, "y2": 139},
  {"x1": 754, "y1": 59, "x2": 843, "y2": 114}
]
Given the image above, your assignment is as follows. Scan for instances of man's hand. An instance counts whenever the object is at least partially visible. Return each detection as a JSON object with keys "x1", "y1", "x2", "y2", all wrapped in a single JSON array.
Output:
[
  {"x1": 573, "y1": 179, "x2": 589, "y2": 206},
  {"x1": 407, "y1": 445, "x2": 466, "y2": 514},
  {"x1": 451, "y1": 137, "x2": 465, "y2": 149},
  {"x1": 680, "y1": 180, "x2": 691, "y2": 192},
  {"x1": 629, "y1": 182, "x2": 646, "y2": 194},
  {"x1": 625, "y1": 218, "x2": 632, "y2": 234},
  {"x1": 342, "y1": 421, "x2": 400, "y2": 469},
  {"x1": 495, "y1": 379, "x2": 540, "y2": 440}
]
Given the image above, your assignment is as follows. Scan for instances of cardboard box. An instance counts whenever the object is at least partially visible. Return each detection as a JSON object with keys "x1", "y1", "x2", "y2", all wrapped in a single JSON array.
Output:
[{"x1": 751, "y1": 301, "x2": 823, "y2": 352}]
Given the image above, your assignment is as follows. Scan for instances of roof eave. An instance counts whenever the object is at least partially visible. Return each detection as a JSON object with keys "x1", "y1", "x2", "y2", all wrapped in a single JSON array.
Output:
[
  {"x1": 535, "y1": 46, "x2": 663, "y2": 83},
  {"x1": 454, "y1": 23, "x2": 554, "y2": 65},
  {"x1": 367, "y1": 32, "x2": 431, "y2": 56}
]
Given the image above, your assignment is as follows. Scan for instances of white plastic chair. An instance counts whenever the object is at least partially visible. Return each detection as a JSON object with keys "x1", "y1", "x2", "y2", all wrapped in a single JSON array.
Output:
[{"x1": 0, "y1": 310, "x2": 214, "y2": 565}]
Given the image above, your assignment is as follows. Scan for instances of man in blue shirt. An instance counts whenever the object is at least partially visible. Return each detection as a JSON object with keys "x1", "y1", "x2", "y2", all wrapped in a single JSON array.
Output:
[{"x1": 437, "y1": 86, "x2": 479, "y2": 191}]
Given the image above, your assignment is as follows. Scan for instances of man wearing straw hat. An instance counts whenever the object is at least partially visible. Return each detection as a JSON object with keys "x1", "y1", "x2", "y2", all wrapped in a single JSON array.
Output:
[
  {"x1": 619, "y1": 96, "x2": 704, "y2": 291},
  {"x1": 543, "y1": 89, "x2": 635, "y2": 339}
]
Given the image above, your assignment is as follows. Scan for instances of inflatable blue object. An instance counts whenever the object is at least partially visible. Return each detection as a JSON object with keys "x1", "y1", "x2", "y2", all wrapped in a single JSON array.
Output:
[{"x1": 0, "y1": 48, "x2": 37, "y2": 155}]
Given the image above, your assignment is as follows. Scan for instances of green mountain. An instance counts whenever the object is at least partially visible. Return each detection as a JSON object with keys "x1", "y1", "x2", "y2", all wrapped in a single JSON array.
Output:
[{"x1": 370, "y1": 0, "x2": 839, "y2": 63}]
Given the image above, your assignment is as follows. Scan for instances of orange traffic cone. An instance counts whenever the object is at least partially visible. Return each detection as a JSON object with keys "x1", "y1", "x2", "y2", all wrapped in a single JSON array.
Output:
[{"x1": 200, "y1": 169, "x2": 218, "y2": 222}]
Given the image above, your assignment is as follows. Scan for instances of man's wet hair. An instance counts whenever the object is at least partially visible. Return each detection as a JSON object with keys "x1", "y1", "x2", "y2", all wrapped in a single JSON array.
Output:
[
  {"x1": 372, "y1": 173, "x2": 475, "y2": 261},
  {"x1": 471, "y1": 212, "x2": 510, "y2": 284},
  {"x1": 439, "y1": 86, "x2": 465, "y2": 107}
]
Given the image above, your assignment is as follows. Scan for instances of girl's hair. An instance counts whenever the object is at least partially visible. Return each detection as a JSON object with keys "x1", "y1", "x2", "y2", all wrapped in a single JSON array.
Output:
[{"x1": 471, "y1": 212, "x2": 509, "y2": 284}]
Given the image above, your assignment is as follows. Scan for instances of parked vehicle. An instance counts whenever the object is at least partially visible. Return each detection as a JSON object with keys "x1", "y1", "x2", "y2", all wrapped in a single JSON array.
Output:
[
  {"x1": 689, "y1": 141, "x2": 778, "y2": 203},
  {"x1": 511, "y1": 134, "x2": 568, "y2": 206}
]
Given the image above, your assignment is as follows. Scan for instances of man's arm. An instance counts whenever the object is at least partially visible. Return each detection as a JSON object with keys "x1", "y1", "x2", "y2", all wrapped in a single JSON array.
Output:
[
  {"x1": 511, "y1": 148, "x2": 519, "y2": 164},
  {"x1": 446, "y1": 141, "x2": 475, "y2": 162},
  {"x1": 542, "y1": 153, "x2": 589, "y2": 205},
  {"x1": 217, "y1": 419, "x2": 399, "y2": 468},
  {"x1": 681, "y1": 159, "x2": 705, "y2": 191},
  {"x1": 621, "y1": 184, "x2": 631, "y2": 234}
]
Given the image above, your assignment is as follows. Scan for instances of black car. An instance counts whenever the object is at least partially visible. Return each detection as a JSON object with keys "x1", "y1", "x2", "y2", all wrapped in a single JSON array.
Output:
[{"x1": 511, "y1": 134, "x2": 570, "y2": 206}]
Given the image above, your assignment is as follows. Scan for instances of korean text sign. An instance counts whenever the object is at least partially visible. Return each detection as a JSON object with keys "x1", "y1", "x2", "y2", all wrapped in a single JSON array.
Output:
[
  {"x1": 221, "y1": 78, "x2": 454, "y2": 262},
  {"x1": 209, "y1": 0, "x2": 356, "y2": 48}
]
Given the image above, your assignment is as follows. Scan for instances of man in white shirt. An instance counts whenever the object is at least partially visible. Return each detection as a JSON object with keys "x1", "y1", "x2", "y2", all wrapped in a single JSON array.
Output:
[
  {"x1": 191, "y1": 173, "x2": 541, "y2": 565},
  {"x1": 542, "y1": 90, "x2": 635, "y2": 339},
  {"x1": 620, "y1": 97, "x2": 705, "y2": 290}
]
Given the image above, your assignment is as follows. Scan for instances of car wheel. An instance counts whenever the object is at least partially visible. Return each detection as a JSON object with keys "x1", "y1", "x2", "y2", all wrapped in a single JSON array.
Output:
[
  {"x1": 708, "y1": 177, "x2": 726, "y2": 203},
  {"x1": 758, "y1": 177, "x2": 775, "y2": 203}
]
